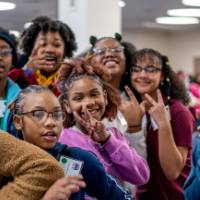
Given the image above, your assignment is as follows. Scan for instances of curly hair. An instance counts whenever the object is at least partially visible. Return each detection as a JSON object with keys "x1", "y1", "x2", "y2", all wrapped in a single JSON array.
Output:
[
  {"x1": 130, "y1": 48, "x2": 190, "y2": 105},
  {"x1": 19, "y1": 16, "x2": 77, "y2": 58},
  {"x1": 58, "y1": 58, "x2": 121, "y2": 128}
]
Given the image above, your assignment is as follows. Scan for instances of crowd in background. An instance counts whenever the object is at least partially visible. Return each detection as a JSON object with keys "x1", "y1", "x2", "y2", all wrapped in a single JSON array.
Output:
[{"x1": 0, "y1": 15, "x2": 199, "y2": 200}]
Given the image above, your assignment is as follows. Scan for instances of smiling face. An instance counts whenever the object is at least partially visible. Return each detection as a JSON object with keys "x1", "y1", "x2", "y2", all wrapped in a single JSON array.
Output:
[
  {"x1": 65, "y1": 76, "x2": 107, "y2": 124},
  {"x1": 34, "y1": 31, "x2": 65, "y2": 75},
  {"x1": 91, "y1": 38, "x2": 126, "y2": 82},
  {"x1": 13, "y1": 91, "x2": 63, "y2": 150},
  {"x1": 0, "y1": 39, "x2": 12, "y2": 80},
  {"x1": 131, "y1": 53, "x2": 163, "y2": 99}
]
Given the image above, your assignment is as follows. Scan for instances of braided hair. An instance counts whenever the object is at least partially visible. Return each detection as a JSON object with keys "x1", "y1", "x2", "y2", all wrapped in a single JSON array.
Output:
[{"x1": 58, "y1": 58, "x2": 121, "y2": 128}]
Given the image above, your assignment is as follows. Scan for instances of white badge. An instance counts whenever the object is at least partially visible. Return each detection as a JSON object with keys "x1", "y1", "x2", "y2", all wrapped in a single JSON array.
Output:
[
  {"x1": 59, "y1": 155, "x2": 83, "y2": 176},
  {"x1": 0, "y1": 100, "x2": 6, "y2": 118}
]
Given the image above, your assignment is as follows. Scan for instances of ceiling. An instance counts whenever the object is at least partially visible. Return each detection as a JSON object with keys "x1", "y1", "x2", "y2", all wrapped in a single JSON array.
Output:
[
  {"x1": 0, "y1": 0, "x2": 200, "y2": 34},
  {"x1": 122, "y1": 0, "x2": 200, "y2": 31}
]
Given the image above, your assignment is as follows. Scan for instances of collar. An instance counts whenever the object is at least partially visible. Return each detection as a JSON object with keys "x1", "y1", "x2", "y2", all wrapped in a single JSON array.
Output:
[{"x1": 35, "y1": 70, "x2": 58, "y2": 86}]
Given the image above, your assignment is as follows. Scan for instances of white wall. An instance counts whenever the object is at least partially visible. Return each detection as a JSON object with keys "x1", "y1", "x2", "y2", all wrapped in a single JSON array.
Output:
[
  {"x1": 123, "y1": 28, "x2": 200, "y2": 74},
  {"x1": 58, "y1": 0, "x2": 121, "y2": 54}
]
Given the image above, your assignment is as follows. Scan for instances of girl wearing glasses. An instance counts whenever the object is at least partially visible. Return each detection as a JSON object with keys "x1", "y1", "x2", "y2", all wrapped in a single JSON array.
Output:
[
  {"x1": 128, "y1": 48, "x2": 194, "y2": 200},
  {"x1": 11, "y1": 85, "x2": 134, "y2": 200},
  {"x1": 9, "y1": 16, "x2": 76, "y2": 96},
  {"x1": 0, "y1": 27, "x2": 20, "y2": 132},
  {"x1": 88, "y1": 35, "x2": 147, "y2": 161}
]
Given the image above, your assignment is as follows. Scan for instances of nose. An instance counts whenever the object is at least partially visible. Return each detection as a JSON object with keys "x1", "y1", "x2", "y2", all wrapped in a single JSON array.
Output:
[
  {"x1": 104, "y1": 49, "x2": 115, "y2": 57},
  {"x1": 44, "y1": 44, "x2": 55, "y2": 53},
  {"x1": 137, "y1": 68, "x2": 148, "y2": 77},
  {"x1": 44, "y1": 114, "x2": 56, "y2": 127},
  {"x1": 82, "y1": 98, "x2": 95, "y2": 110}
]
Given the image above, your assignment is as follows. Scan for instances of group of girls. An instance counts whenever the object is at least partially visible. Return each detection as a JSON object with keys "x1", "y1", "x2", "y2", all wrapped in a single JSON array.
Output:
[{"x1": 0, "y1": 15, "x2": 196, "y2": 200}]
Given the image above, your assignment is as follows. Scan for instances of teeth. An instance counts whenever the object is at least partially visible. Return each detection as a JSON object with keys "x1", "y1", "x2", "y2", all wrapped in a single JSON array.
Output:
[{"x1": 45, "y1": 132, "x2": 56, "y2": 136}]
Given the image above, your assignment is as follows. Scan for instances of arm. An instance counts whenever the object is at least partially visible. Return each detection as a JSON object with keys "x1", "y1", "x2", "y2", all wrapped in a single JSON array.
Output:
[
  {"x1": 157, "y1": 119, "x2": 189, "y2": 180},
  {"x1": 145, "y1": 91, "x2": 193, "y2": 180},
  {"x1": 0, "y1": 132, "x2": 64, "y2": 200},
  {"x1": 70, "y1": 147, "x2": 133, "y2": 200},
  {"x1": 102, "y1": 128, "x2": 150, "y2": 185}
]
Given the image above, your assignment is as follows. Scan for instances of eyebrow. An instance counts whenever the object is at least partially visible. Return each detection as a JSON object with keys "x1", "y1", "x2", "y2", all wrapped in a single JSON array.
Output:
[{"x1": 28, "y1": 106, "x2": 62, "y2": 110}]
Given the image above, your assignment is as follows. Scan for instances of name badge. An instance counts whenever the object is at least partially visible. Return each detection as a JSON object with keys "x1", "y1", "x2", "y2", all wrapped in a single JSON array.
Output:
[{"x1": 59, "y1": 155, "x2": 83, "y2": 176}]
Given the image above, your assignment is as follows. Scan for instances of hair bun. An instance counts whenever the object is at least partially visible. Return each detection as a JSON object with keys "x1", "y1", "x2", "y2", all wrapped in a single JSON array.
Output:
[
  {"x1": 114, "y1": 33, "x2": 122, "y2": 42},
  {"x1": 89, "y1": 36, "x2": 98, "y2": 46}
]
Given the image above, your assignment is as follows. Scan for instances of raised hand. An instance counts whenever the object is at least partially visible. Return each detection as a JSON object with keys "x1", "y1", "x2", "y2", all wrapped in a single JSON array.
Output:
[
  {"x1": 144, "y1": 90, "x2": 170, "y2": 126},
  {"x1": 119, "y1": 86, "x2": 146, "y2": 131},
  {"x1": 42, "y1": 175, "x2": 86, "y2": 200},
  {"x1": 73, "y1": 108, "x2": 110, "y2": 144},
  {"x1": 26, "y1": 43, "x2": 46, "y2": 71},
  {"x1": 56, "y1": 57, "x2": 94, "y2": 85}
]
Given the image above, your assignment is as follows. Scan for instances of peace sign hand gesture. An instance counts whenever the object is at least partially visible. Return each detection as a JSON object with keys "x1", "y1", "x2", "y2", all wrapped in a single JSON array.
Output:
[
  {"x1": 73, "y1": 108, "x2": 110, "y2": 144},
  {"x1": 144, "y1": 90, "x2": 170, "y2": 127},
  {"x1": 119, "y1": 86, "x2": 146, "y2": 131}
]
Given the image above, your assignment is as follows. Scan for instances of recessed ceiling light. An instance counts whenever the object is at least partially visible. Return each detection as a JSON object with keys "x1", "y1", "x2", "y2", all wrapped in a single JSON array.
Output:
[
  {"x1": 156, "y1": 17, "x2": 199, "y2": 25},
  {"x1": 182, "y1": 0, "x2": 200, "y2": 6},
  {"x1": 118, "y1": 0, "x2": 126, "y2": 7},
  {"x1": 167, "y1": 8, "x2": 200, "y2": 17},
  {"x1": 0, "y1": 2, "x2": 16, "y2": 11}
]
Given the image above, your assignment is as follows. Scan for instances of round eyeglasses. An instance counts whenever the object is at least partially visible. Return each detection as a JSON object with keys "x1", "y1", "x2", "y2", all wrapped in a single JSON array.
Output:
[{"x1": 19, "y1": 110, "x2": 65, "y2": 123}]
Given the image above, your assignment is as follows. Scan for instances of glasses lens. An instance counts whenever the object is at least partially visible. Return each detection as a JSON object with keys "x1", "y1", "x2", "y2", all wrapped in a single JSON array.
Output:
[
  {"x1": 32, "y1": 110, "x2": 46, "y2": 121},
  {"x1": 52, "y1": 111, "x2": 65, "y2": 121},
  {"x1": 145, "y1": 66, "x2": 161, "y2": 73},
  {"x1": 131, "y1": 66, "x2": 141, "y2": 73},
  {"x1": 0, "y1": 49, "x2": 12, "y2": 57}
]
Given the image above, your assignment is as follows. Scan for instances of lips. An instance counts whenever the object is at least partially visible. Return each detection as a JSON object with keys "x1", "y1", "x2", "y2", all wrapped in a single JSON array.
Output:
[
  {"x1": 42, "y1": 131, "x2": 58, "y2": 142},
  {"x1": 44, "y1": 55, "x2": 58, "y2": 65},
  {"x1": 0, "y1": 65, "x2": 5, "y2": 73},
  {"x1": 103, "y1": 59, "x2": 118, "y2": 68}
]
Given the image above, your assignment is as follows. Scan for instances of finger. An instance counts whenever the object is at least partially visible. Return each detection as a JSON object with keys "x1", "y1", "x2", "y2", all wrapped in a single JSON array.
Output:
[
  {"x1": 73, "y1": 111, "x2": 88, "y2": 127},
  {"x1": 140, "y1": 100, "x2": 147, "y2": 114},
  {"x1": 144, "y1": 93, "x2": 157, "y2": 106},
  {"x1": 124, "y1": 86, "x2": 139, "y2": 105},
  {"x1": 31, "y1": 43, "x2": 44, "y2": 57},
  {"x1": 157, "y1": 89, "x2": 164, "y2": 105}
]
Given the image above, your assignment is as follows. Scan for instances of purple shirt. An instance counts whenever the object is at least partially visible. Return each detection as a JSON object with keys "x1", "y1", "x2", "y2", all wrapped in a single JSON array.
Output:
[
  {"x1": 59, "y1": 127, "x2": 150, "y2": 185},
  {"x1": 137, "y1": 100, "x2": 194, "y2": 200}
]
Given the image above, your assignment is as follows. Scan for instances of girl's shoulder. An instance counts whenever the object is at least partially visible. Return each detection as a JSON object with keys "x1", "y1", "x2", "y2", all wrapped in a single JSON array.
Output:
[{"x1": 170, "y1": 100, "x2": 191, "y2": 114}]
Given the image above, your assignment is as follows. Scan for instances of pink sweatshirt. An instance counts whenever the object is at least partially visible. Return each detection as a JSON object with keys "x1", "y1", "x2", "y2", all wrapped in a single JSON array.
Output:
[{"x1": 59, "y1": 127, "x2": 150, "y2": 185}]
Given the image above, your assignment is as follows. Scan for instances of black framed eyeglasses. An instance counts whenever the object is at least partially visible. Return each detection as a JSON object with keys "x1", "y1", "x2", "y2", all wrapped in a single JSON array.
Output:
[
  {"x1": 92, "y1": 46, "x2": 124, "y2": 56},
  {"x1": 20, "y1": 110, "x2": 65, "y2": 122},
  {"x1": 0, "y1": 48, "x2": 12, "y2": 57},
  {"x1": 131, "y1": 65, "x2": 162, "y2": 74}
]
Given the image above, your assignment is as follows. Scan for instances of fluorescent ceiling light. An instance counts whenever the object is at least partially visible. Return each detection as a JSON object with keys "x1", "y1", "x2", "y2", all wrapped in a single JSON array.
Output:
[
  {"x1": 0, "y1": 2, "x2": 16, "y2": 11},
  {"x1": 167, "y1": 8, "x2": 200, "y2": 17},
  {"x1": 118, "y1": 0, "x2": 126, "y2": 7},
  {"x1": 182, "y1": 0, "x2": 200, "y2": 6},
  {"x1": 156, "y1": 17, "x2": 199, "y2": 25}
]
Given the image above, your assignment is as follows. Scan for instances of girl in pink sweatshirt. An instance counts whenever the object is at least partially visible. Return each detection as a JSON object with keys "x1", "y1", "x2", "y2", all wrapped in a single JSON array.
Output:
[{"x1": 58, "y1": 59, "x2": 150, "y2": 190}]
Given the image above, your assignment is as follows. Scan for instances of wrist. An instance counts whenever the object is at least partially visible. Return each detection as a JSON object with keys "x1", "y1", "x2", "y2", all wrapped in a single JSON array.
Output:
[
  {"x1": 99, "y1": 132, "x2": 111, "y2": 144},
  {"x1": 127, "y1": 124, "x2": 142, "y2": 133}
]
